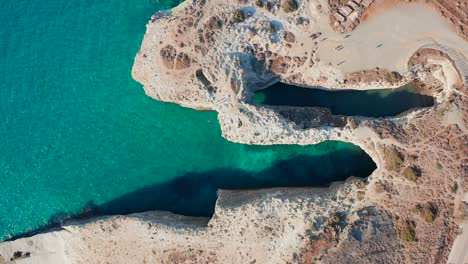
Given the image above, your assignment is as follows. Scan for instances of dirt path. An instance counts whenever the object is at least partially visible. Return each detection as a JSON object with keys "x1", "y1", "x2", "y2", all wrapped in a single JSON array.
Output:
[
  {"x1": 447, "y1": 194, "x2": 468, "y2": 264},
  {"x1": 314, "y1": 3, "x2": 468, "y2": 74}
]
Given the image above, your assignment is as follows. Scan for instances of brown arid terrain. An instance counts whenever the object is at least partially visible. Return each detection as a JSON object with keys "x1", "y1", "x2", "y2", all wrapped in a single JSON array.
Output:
[
  {"x1": 0, "y1": 0, "x2": 467, "y2": 263},
  {"x1": 329, "y1": 0, "x2": 468, "y2": 41}
]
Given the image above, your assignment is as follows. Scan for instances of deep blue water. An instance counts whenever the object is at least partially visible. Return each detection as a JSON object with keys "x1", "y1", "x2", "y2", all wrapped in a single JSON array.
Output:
[
  {"x1": 0, "y1": 0, "x2": 376, "y2": 240},
  {"x1": 253, "y1": 83, "x2": 434, "y2": 117}
]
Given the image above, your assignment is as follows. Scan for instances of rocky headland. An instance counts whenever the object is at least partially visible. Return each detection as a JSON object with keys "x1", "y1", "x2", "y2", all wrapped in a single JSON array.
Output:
[{"x1": 1, "y1": 0, "x2": 467, "y2": 263}]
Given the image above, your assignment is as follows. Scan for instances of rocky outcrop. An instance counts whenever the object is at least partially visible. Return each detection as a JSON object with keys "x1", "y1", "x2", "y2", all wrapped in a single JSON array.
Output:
[
  {"x1": 319, "y1": 207, "x2": 402, "y2": 263},
  {"x1": 160, "y1": 44, "x2": 177, "y2": 69},
  {"x1": 1, "y1": 0, "x2": 467, "y2": 263},
  {"x1": 0, "y1": 184, "x2": 403, "y2": 263},
  {"x1": 131, "y1": 0, "x2": 467, "y2": 150},
  {"x1": 129, "y1": 0, "x2": 467, "y2": 261}
]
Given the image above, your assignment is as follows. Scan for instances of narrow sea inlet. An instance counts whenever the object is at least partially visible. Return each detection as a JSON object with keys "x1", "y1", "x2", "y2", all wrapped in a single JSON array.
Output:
[
  {"x1": 0, "y1": 0, "x2": 375, "y2": 240},
  {"x1": 253, "y1": 83, "x2": 435, "y2": 117}
]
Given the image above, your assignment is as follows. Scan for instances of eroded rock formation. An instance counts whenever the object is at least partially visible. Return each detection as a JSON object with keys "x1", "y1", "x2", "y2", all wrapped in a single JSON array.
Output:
[{"x1": 0, "y1": 0, "x2": 467, "y2": 263}]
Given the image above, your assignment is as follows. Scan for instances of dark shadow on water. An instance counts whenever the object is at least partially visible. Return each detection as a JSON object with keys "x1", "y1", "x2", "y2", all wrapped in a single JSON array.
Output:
[
  {"x1": 98, "y1": 147, "x2": 376, "y2": 217},
  {"x1": 5, "y1": 141, "x2": 376, "y2": 241},
  {"x1": 252, "y1": 83, "x2": 435, "y2": 118}
]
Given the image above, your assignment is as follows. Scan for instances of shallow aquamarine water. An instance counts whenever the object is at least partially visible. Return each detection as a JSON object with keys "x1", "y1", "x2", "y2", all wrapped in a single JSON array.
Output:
[{"x1": 0, "y1": 0, "x2": 376, "y2": 240}]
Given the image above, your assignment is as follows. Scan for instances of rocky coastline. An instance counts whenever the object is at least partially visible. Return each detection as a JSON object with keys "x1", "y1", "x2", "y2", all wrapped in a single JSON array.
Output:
[{"x1": 0, "y1": 0, "x2": 466, "y2": 263}]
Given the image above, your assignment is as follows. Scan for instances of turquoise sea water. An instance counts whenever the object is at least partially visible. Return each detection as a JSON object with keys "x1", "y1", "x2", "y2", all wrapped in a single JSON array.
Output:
[
  {"x1": 253, "y1": 83, "x2": 434, "y2": 117},
  {"x1": 0, "y1": 0, "x2": 376, "y2": 240}
]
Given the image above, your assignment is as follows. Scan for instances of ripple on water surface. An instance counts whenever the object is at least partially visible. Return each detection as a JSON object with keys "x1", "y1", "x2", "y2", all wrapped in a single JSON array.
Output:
[{"x1": 0, "y1": 0, "x2": 376, "y2": 240}]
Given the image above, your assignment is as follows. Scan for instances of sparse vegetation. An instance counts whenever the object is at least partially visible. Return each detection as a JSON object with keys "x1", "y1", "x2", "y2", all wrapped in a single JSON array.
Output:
[
  {"x1": 436, "y1": 162, "x2": 443, "y2": 170},
  {"x1": 283, "y1": 31, "x2": 296, "y2": 43},
  {"x1": 403, "y1": 166, "x2": 420, "y2": 182},
  {"x1": 385, "y1": 71, "x2": 402, "y2": 84},
  {"x1": 269, "y1": 22, "x2": 277, "y2": 34},
  {"x1": 451, "y1": 182, "x2": 458, "y2": 193},
  {"x1": 384, "y1": 148, "x2": 404, "y2": 171},
  {"x1": 282, "y1": 0, "x2": 298, "y2": 13},
  {"x1": 265, "y1": 1, "x2": 275, "y2": 12},
  {"x1": 400, "y1": 220, "x2": 417, "y2": 242},
  {"x1": 439, "y1": 105, "x2": 449, "y2": 117},
  {"x1": 348, "y1": 118, "x2": 357, "y2": 129},
  {"x1": 208, "y1": 16, "x2": 222, "y2": 30},
  {"x1": 414, "y1": 202, "x2": 438, "y2": 223},
  {"x1": 232, "y1": 9, "x2": 245, "y2": 23},
  {"x1": 407, "y1": 154, "x2": 417, "y2": 163},
  {"x1": 325, "y1": 212, "x2": 346, "y2": 239},
  {"x1": 357, "y1": 191, "x2": 365, "y2": 201}
]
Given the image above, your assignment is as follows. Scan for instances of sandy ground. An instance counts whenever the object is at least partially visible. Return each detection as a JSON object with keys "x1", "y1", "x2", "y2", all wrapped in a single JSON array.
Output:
[
  {"x1": 0, "y1": 230, "x2": 71, "y2": 264},
  {"x1": 1, "y1": 0, "x2": 466, "y2": 263},
  {"x1": 0, "y1": 187, "x2": 373, "y2": 264},
  {"x1": 448, "y1": 220, "x2": 468, "y2": 264},
  {"x1": 447, "y1": 194, "x2": 468, "y2": 264},
  {"x1": 443, "y1": 105, "x2": 468, "y2": 135},
  {"x1": 314, "y1": 3, "x2": 468, "y2": 74}
]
